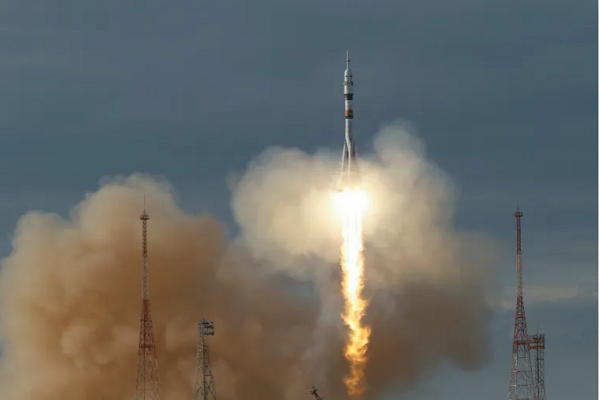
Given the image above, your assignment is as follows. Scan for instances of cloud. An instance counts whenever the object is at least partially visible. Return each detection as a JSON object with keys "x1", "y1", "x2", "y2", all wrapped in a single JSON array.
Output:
[{"x1": 491, "y1": 284, "x2": 597, "y2": 311}]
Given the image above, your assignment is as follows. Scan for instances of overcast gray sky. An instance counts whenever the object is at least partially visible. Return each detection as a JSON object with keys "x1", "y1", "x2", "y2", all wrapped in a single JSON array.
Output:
[{"x1": 0, "y1": 0, "x2": 597, "y2": 399}]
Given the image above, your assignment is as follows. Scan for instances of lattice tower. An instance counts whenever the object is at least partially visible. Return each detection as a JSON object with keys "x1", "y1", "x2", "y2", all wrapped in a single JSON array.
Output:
[
  {"x1": 529, "y1": 333, "x2": 546, "y2": 400},
  {"x1": 192, "y1": 319, "x2": 216, "y2": 400},
  {"x1": 134, "y1": 208, "x2": 162, "y2": 400},
  {"x1": 508, "y1": 208, "x2": 535, "y2": 400}
]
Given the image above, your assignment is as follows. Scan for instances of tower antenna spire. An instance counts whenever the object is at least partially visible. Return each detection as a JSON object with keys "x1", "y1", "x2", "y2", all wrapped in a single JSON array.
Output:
[
  {"x1": 134, "y1": 204, "x2": 162, "y2": 400},
  {"x1": 508, "y1": 208, "x2": 535, "y2": 400}
]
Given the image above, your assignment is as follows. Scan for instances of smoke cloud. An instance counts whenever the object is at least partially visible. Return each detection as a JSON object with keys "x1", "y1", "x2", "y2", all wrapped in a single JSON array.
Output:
[
  {"x1": 0, "y1": 121, "x2": 496, "y2": 400},
  {"x1": 231, "y1": 120, "x2": 496, "y2": 394}
]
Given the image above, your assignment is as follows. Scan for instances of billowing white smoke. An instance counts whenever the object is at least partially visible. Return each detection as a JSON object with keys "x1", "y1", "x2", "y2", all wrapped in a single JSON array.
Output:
[
  {"x1": 230, "y1": 120, "x2": 497, "y2": 393},
  {"x1": 230, "y1": 120, "x2": 487, "y2": 284}
]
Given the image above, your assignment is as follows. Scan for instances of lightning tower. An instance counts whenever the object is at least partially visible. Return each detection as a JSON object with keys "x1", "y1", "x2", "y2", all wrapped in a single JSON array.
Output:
[
  {"x1": 192, "y1": 319, "x2": 216, "y2": 400},
  {"x1": 508, "y1": 208, "x2": 535, "y2": 400},
  {"x1": 134, "y1": 207, "x2": 162, "y2": 400},
  {"x1": 529, "y1": 333, "x2": 546, "y2": 400}
]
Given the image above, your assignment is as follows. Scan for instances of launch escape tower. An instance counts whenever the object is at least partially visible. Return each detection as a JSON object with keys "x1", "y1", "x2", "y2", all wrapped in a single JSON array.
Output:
[
  {"x1": 134, "y1": 208, "x2": 162, "y2": 400},
  {"x1": 508, "y1": 208, "x2": 535, "y2": 400},
  {"x1": 529, "y1": 333, "x2": 547, "y2": 400},
  {"x1": 192, "y1": 319, "x2": 217, "y2": 400}
]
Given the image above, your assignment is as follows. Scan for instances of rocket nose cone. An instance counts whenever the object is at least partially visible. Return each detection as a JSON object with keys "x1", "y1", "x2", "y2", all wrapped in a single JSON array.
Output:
[{"x1": 345, "y1": 50, "x2": 351, "y2": 75}]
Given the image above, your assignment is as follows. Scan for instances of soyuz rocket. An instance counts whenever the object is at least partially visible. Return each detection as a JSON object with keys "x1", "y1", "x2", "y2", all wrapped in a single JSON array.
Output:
[{"x1": 340, "y1": 50, "x2": 359, "y2": 189}]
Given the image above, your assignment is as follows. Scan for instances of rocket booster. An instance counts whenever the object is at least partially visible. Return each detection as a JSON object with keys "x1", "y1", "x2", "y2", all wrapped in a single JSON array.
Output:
[{"x1": 340, "y1": 50, "x2": 359, "y2": 188}]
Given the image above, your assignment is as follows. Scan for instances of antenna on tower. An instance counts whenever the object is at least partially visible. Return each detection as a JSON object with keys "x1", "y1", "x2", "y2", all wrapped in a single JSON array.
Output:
[
  {"x1": 508, "y1": 208, "x2": 535, "y2": 400},
  {"x1": 134, "y1": 205, "x2": 162, "y2": 400},
  {"x1": 192, "y1": 319, "x2": 217, "y2": 400}
]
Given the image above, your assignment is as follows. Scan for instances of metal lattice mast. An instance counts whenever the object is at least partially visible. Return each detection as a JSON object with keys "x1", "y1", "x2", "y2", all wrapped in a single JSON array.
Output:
[
  {"x1": 134, "y1": 208, "x2": 162, "y2": 400},
  {"x1": 508, "y1": 208, "x2": 535, "y2": 400},
  {"x1": 529, "y1": 334, "x2": 546, "y2": 400},
  {"x1": 192, "y1": 319, "x2": 216, "y2": 400}
]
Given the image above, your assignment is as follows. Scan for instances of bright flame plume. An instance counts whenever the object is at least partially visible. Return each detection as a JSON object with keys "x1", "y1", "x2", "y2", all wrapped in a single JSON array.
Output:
[{"x1": 333, "y1": 187, "x2": 371, "y2": 397}]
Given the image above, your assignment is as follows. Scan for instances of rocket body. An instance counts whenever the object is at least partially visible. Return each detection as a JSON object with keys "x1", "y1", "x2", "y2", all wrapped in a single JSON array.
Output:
[{"x1": 340, "y1": 51, "x2": 359, "y2": 188}]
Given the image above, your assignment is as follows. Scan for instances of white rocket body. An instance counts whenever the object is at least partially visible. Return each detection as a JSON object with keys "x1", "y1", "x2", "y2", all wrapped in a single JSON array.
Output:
[{"x1": 340, "y1": 50, "x2": 359, "y2": 188}]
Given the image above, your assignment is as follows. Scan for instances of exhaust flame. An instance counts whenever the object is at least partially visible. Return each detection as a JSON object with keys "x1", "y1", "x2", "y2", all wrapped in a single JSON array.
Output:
[{"x1": 333, "y1": 187, "x2": 371, "y2": 397}]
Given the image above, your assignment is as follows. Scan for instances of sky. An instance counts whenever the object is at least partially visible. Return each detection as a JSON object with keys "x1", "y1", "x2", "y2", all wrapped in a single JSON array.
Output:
[{"x1": 0, "y1": 0, "x2": 597, "y2": 399}]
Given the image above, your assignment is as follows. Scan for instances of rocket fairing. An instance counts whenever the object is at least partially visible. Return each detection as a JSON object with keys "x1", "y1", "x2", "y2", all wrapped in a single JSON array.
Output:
[{"x1": 340, "y1": 50, "x2": 359, "y2": 189}]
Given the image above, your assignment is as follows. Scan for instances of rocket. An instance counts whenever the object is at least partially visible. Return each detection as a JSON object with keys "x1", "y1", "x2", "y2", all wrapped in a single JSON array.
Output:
[{"x1": 340, "y1": 50, "x2": 359, "y2": 189}]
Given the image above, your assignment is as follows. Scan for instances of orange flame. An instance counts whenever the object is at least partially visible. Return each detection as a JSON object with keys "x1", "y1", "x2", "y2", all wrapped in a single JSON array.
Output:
[{"x1": 334, "y1": 187, "x2": 371, "y2": 397}]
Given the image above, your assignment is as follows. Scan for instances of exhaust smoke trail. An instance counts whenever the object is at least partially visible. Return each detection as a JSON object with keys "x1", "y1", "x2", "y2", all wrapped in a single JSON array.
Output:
[
  {"x1": 334, "y1": 187, "x2": 370, "y2": 397},
  {"x1": 337, "y1": 51, "x2": 371, "y2": 396}
]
